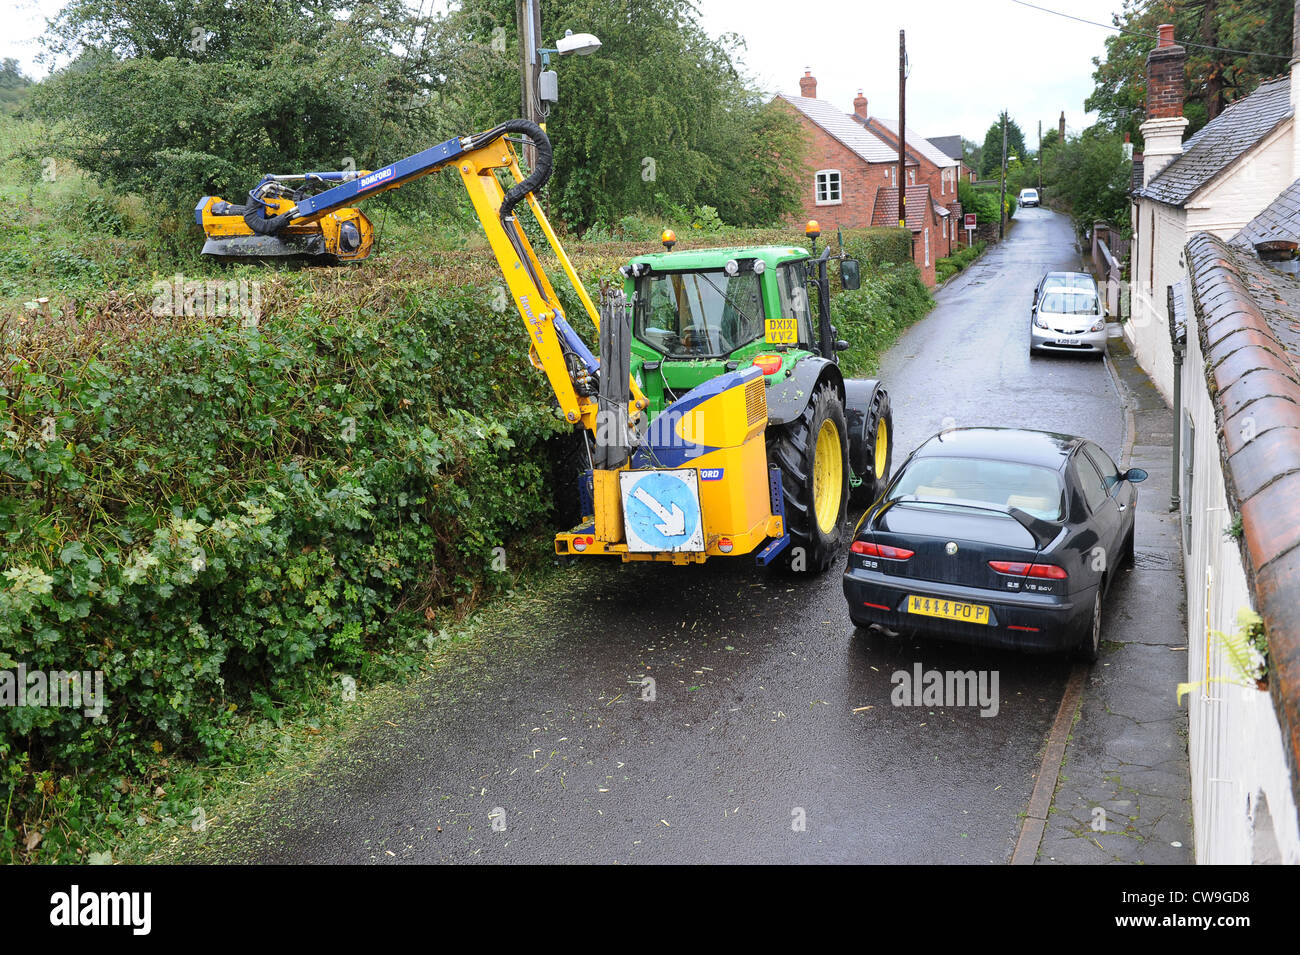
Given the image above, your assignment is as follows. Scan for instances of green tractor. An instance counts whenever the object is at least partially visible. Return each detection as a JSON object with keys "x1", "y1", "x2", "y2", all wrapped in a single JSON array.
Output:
[{"x1": 609, "y1": 224, "x2": 893, "y2": 573}]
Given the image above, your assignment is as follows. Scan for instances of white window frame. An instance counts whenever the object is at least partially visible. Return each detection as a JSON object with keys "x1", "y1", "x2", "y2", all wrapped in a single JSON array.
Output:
[{"x1": 814, "y1": 169, "x2": 843, "y2": 206}]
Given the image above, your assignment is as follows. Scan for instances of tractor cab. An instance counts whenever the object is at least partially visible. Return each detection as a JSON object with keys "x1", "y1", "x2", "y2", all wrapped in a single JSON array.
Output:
[{"x1": 620, "y1": 242, "x2": 846, "y2": 421}]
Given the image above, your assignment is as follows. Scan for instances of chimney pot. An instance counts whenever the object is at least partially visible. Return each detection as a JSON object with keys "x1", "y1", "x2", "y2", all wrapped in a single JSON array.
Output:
[
  {"x1": 1144, "y1": 26, "x2": 1186, "y2": 120},
  {"x1": 1157, "y1": 23, "x2": 1175, "y2": 47},
  {"x1": 853, "y1": 89, "x2": 868, "y2": 119},
  {"x1": 799, "y1": 69, "x2": 817, "y2": 99}
]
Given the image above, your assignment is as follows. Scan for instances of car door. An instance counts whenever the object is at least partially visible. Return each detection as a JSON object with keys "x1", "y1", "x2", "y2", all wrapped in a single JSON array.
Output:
[
  {"x1": 1073, "y1": 450, "x2": 1122, "y2": 589},
  {"x1": 1084, "y1": 443, "x2": 1135, "y2": 546}
]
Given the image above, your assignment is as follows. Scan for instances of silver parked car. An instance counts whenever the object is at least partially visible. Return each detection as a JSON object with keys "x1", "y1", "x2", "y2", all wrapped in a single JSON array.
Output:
[{"x1": 1030, "y1": 272, "x2": 1107, "y2": 357}]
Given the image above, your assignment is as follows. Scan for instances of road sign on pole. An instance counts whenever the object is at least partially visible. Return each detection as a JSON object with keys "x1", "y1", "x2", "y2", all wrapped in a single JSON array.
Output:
[{"x1": 964, "y1": 213, "x2": 976, "y2": 246}]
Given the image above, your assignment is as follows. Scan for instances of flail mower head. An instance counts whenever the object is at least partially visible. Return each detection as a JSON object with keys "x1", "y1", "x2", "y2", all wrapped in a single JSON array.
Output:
[{"x1": 196, "y1": 171, "x2": 374, "y2": 263}]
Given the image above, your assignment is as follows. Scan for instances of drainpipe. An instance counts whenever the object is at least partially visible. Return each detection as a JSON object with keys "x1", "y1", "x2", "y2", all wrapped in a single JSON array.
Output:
[{"x1": 1168, "y1": 283, "x2": 1184, "y2": 514}]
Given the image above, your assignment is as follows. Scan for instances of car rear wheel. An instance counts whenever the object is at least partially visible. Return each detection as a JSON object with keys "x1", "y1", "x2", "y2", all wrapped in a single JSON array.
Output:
[{"x1": 1073, "y1": 590, "x2": 1102, "y2": 663}]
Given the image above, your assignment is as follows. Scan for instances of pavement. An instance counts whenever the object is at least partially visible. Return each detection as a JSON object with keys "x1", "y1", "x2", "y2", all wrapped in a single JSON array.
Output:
[
  {"x1": 1032, "y1": 333, "x2": 1194, "y2": 864},
  {"x1": 181, "y1": 208, "x2": 1193, "y2": 864}
]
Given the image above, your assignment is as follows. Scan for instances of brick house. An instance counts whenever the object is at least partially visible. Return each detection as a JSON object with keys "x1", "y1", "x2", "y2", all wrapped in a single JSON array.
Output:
[
  {"x1": 854, "y1": 107, "x2": 965, "y2": 257},
  {"x1": 869, "y1": 184, "x2": 950, "y2": 286},
  {"x1": 772, "y1": 70, "x2": 959, "y2": 286},
  {"x1": 927, "y1": 135, "x2": 976, "y2": 184},
  {"x1": 773, "y1": 72, "x2": 898, "y2": 233}
]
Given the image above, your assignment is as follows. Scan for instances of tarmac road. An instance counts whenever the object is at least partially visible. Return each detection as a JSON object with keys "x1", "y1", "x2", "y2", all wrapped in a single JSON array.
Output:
[{"x1": 205, "y1": 207, "x2": 1129, "y2": 864}]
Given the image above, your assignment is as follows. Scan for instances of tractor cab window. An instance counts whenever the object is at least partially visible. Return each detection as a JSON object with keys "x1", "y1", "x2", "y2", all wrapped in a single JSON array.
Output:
[
  {"x1": 775, "y1": 263, "x2": 814, "y2": 347},
  {"x1": 634, "y1": 270, "x2": 765, "y2": 358}
]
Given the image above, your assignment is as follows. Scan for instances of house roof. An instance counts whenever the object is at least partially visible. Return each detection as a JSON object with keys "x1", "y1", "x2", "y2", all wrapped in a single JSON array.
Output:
[
  {"x1": 866, "y1": 117, "x2": 961, "y2": 170},
  {"x1": 1234, "y1": 177, "x2": 1300, "y2": 250},
  {"x1": 1185, "y1": 225, "x2": 1300, "y2": 805},
  {"x1": 871, "y1": 184, "x2": 945, "y2": 231},
  {"x1": 927, "y1": 135, "x2": 964, "y2": 162},
  {"x1": 776, "y1": 94, "x2": 897, "y2": 164},
  {"x1": 1135, "y1": 75, "x2": 1293, "y2": 207},
  {"x1": 1130, "y1": 153, "x2": 1144, "y2": 194}
]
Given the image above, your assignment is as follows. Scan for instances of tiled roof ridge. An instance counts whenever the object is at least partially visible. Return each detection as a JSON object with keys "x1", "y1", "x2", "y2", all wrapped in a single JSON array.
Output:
[{"x1": 1186, "y1": 230, "x2": 1300, "y2": 805}]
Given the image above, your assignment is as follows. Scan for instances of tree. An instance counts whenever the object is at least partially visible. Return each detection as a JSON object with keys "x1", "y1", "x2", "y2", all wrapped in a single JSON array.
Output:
[
  {"x1": 1041, "y1": 127, "x2": 1132, "y2": 236},
  {"x1": 35, "y1": 0, "x2": 449, "y2": 222},
  {"x1": 978, "y1": 113, "x2": 1026, "y2": 179},
  {"x1": 446, "y1": 0, "x2": 804, "y2": 229},
  {"x1": 1086, "y1": 0, "x2": 1293, "y2": 146}
]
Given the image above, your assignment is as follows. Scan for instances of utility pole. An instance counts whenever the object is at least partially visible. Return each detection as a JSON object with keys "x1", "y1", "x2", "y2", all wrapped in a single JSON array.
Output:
[
  {"x1": 516, "y1": 0, "x2": 543, "y2": 165},
  {"x1": 999, "y1": 111, "x2": 1008, "y2": 240},
  {"x1": 898, "y1": 29, "x2": 909, "y2": 254},
  {"x1": 1037, "y1": 119, "x2": 1042, "y2": 191}
]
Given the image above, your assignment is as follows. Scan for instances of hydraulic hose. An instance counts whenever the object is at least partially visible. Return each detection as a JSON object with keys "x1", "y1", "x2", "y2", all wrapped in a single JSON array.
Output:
[{"x1": 490, "y1": 119, "x2": 553, "y2": 223}]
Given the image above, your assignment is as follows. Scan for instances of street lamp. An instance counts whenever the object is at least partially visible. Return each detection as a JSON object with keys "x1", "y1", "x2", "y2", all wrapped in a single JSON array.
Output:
[{"x1": 536, "y1": 29, "x2": 602, "y2": 107}]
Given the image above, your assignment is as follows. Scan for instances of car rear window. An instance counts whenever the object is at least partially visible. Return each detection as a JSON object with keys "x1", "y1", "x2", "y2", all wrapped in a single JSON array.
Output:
[{"x1": 888, "y1": 456, "x2": 1064, "y2": 521}]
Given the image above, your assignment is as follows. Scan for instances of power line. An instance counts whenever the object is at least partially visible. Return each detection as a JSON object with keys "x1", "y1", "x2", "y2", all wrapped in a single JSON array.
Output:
[{"x1": 1007, "y1": 0, "x2": 1292, "y2": 61}]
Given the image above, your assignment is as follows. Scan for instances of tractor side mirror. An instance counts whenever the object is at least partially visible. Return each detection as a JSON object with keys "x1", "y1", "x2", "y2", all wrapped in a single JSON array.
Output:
[
  {"x1": 839, "y1": 258, "x2": 860, "y2": 291},
  {"x1": 834, "y1": 339, "x2": 850, "y2": 352}
]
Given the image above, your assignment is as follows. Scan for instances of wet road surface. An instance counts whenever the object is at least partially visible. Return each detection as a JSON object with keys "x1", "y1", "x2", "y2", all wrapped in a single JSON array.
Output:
[{"x1": 207, "y1": 208, "x2": 1129, "y2": 864}]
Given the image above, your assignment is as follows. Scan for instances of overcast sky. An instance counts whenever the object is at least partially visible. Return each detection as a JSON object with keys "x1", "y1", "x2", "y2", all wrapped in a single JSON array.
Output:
[{"x1": 4, "y1": 0, "x2": 1128, "y2": 143}]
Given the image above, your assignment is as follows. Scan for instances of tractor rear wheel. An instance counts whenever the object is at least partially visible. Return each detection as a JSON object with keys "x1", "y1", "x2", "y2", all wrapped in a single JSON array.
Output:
[{"x1": 767, "y1": 382, "x2": 850, "y2": 574}]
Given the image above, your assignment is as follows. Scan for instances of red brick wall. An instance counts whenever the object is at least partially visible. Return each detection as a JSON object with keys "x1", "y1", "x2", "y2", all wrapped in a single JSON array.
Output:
[{"x1": 773, "y1": 98, "x2": 886, "y2": 230}]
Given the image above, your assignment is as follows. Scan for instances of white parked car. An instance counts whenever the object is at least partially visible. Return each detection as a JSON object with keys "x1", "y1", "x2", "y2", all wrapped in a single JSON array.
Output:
[
  {"x1": 1019, "y1": 188, "x2": 1039, "y2": 207},
  {"x1": 1030, "y1": 271, "x2": 1107, "y2": 357}
]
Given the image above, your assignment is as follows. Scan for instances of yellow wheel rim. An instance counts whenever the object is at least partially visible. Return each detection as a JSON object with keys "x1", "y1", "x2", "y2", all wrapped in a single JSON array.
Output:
[
  {"x1": 812, "y1": 418, "x2": 843, "y2": 534},
  {"x1": 874, "y1": 417, "x2": 889, "y2": 480}
]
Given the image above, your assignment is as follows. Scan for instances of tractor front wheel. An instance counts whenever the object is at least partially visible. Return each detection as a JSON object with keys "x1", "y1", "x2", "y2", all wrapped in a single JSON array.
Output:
[{"x1": 767, "y1": 382, "x2": 850, "y2": 574}]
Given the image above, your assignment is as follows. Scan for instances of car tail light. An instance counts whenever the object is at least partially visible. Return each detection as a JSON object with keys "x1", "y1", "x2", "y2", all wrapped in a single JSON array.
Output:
[
  {"x1": 852, "y1": 540, "x2": 914, "y2": 560},
  {"x1": 752, "y1": 355, "x2": 783, "y2": 375},
  {"x1": 988, "y1": 560, "x2": 1067, "y2": 579}
]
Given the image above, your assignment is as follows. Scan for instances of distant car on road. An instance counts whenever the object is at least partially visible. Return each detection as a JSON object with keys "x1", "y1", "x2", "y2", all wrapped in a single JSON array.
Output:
[
  {"x1": 842, "y1": 427, "x2": 1146, "y2": 661},
  {"x1": 1018, "y1": 188, "x2": 1039, "y2": 207},
  {"x1": 1030, "y1": 271, "x2": 1108, "y2": 357}
]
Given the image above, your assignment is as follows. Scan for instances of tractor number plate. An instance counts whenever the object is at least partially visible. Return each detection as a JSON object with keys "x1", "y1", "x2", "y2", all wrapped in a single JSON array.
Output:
[
  {"x1": 619, "y1": 469, "x2": 706, "y2": 553},
  {"x1": 765, "y1": 317, "x2": 799, "y2": 345},
  {"x1": 907, "y1": 595, "x2": 991, "y2": 625}
]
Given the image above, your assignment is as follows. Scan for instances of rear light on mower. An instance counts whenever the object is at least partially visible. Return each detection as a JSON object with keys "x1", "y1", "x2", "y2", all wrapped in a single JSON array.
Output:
[
  {"x1": 851, "y1": 540, "x2": 914, "y2": 560},
  {"x1": 717, "y1": 538, "x2": 734, "y2": 554},
  {"x1": 572, "y1": 535, "x2": 595, "y2": 552},
  {"x1": 988, "y1": 560, "x2": 1067, "y2": 579},
  {"x1": 752, "y1": 355, "x2": 783, "y2": 375}
]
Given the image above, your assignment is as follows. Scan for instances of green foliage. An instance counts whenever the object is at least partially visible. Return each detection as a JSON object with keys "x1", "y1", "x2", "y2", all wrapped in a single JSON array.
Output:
[
  {"x1": 1177, "y1": 607, "x2": 1268, "y2": 704},
  {"x1": 1041, "y1": 128, "x2": 1132, "y2": 236},
  {"x1": 935, "y1": 241, "x2": 987, "y2": 284},
  {"x1": 1086, "y1": 0, "x2": 1294, "y2": 145},
  {"x1": 979, "y1": 113, "x2": 1027, "y2": 178},
  {"x1": 0, "y1": 60, "x2": 32, "y2": 115},
  {"x1": 831, "y1": 229, "x2": 933, "y2": 377},
  {"x1": 958, "y1": 180, "x2": 999, "y2": 225},
  {"x1": 34, "y1": 0, "x2": 453, "y2": 220}
]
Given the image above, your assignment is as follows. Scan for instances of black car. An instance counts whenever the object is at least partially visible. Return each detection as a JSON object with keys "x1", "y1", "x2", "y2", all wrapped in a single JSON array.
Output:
[{"x1": 842, "y1": 428, "x2": 1146, "y2": 661}]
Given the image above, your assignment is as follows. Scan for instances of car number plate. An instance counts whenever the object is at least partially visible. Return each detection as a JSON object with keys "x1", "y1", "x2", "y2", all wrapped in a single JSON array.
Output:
[
  {"x1": 1055, "y1": 337, "x2": 1082, "y2": 345},
  {"x1": 907, "y1": 595, "x2": 991, "y2": 625}
]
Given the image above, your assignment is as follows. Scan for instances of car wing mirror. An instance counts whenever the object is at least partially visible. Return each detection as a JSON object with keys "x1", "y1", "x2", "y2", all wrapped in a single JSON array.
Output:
[
  {"x1": 1124, "y1": 467, "x2": 1148, "y2": 483},
  {"x1": 839, "y1": 258, "x2": 860, "y2": 291}
]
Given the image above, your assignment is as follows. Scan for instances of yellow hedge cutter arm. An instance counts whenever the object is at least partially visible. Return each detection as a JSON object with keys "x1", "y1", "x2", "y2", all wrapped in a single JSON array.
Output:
[{"x1": 196, "y1": 120, "x2": 644, "y2": 432}]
